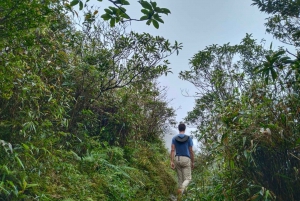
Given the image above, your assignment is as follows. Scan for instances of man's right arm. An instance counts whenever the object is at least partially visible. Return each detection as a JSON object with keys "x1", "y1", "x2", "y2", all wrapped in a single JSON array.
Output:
[{"x1": 170, "y1": 144, "x2": 175, "y2": 169}]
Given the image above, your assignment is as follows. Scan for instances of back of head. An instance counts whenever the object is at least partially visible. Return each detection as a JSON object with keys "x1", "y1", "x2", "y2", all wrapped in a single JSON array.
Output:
[{"x1": 178, "y1": 122, "x2": 186, "y2": 132}]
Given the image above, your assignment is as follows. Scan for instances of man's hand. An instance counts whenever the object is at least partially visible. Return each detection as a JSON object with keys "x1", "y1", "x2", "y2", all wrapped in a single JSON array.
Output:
[
  {"x1": 170, "y1": 161, "x2": 175, "y2": 169},
  {"x1": 191, "y1": 162, "x2": 194, "y2": 170}
]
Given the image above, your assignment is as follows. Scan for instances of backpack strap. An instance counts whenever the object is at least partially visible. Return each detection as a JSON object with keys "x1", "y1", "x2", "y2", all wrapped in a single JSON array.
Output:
[{"x1": 175, "y1": 135, "x2": 189, "y2": 143}]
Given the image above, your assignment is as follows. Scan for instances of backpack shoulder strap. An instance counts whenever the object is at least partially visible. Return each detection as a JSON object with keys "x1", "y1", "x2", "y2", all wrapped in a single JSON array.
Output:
[{"x1": 175, "y1": 135, "x2": 189, "y2": 143}]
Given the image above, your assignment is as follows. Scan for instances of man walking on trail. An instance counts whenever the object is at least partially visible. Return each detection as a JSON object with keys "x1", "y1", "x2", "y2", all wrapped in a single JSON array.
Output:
[{"x1": 170, "y1": 122, "x2": 194, "y2": 196}]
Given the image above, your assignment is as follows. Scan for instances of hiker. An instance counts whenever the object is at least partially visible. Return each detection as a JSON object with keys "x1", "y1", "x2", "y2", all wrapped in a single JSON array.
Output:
[{"x1": 170, "y1": 122, "x2": 194, "y2": 196}]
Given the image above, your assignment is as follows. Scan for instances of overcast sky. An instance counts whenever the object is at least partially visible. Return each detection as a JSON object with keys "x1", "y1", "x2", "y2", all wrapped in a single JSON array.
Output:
[
  {"x1": 119, "y1": 0, "x2": 285, "y2": 124},
  {"x1": 91, "y1": 0, "x2": 285, "y2": 123},
  {"x1": 89, "y1": 0, "x2": 286, "y2": 148}
]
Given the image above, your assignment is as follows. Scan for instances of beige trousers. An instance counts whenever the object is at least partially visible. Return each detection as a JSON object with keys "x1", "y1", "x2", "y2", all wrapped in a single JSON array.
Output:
[{"x1": 174, "y1": 156, "x2": 191, "y2": 190}]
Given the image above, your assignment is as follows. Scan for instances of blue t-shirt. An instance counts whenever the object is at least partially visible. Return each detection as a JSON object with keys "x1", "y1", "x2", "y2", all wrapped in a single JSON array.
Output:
[{"x1": 172, "y1": 134, "x2": 193, "y2": 158}]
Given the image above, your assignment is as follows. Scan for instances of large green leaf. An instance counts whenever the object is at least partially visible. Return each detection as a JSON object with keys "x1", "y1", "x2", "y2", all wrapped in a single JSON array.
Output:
[
  {"x1": 152, "y1": 19, "x2": 159, "y2": 29},
  {"x1": 140, "y1": 0, "x2": 152, "y2": 10},
  {"x1": 70, "y1": 0, "x2": 80, "y2": 6}
]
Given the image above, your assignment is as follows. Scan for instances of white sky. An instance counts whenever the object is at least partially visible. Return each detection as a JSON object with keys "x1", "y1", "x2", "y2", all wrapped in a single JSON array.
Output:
[
  {"x1": 117, "y1": 0, "x2": 285, "y2": 124},
  {"x1": 86, "y1": 0, "x2": 287, "y2": 148}
]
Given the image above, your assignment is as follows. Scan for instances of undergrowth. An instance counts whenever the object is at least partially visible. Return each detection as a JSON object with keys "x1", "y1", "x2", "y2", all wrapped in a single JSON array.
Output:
[{"x1": 0, "y1": 139, "x2": 177, "y2": 201}]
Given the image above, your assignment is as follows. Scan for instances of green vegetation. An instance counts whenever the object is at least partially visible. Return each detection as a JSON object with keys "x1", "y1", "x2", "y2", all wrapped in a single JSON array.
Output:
[
  {"x1": 1, "y1": 0, "x2": 300, "y2": 200},
  {"x1": 68, "y1": 0, "x2": 171, "y2": 29},
  {"x1": 0, "y1": 1, "x2": 179, "y2": 200},
  {"x1": 181, "y1": 1, "x2": 300, "y2": 200}
]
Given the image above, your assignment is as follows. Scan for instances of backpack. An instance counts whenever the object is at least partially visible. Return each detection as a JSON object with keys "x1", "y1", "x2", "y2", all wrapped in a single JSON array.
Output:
[{"x1": 175, "y1": 135, "x2": 189, "y2": 143}]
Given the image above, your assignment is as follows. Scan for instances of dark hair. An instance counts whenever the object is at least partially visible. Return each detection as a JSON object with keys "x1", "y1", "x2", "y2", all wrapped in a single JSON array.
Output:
[{"x1": 178, "y1": 123, "x2": 186, "y2": 132}]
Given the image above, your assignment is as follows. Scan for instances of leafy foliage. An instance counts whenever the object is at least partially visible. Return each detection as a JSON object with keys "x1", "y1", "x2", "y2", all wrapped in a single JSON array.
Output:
[
  {"x1": 180, "y1": 2, "x2": 300, "y2": 199},
  {"x1": 0, "y1": 0, "x2": 55, "y2": 39},
  {"x1": 252, "y1": 0, "x2": 300, "y2": 47},
  {"x1": 180, "y1": 1, "x2": 300, "y2": 200},
  {"x1": 67, "y1": 0, "x2": 171, "y2": 28},
  {"x1": 0, "y1": 1, "x2": 179, "y2": 200}
]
